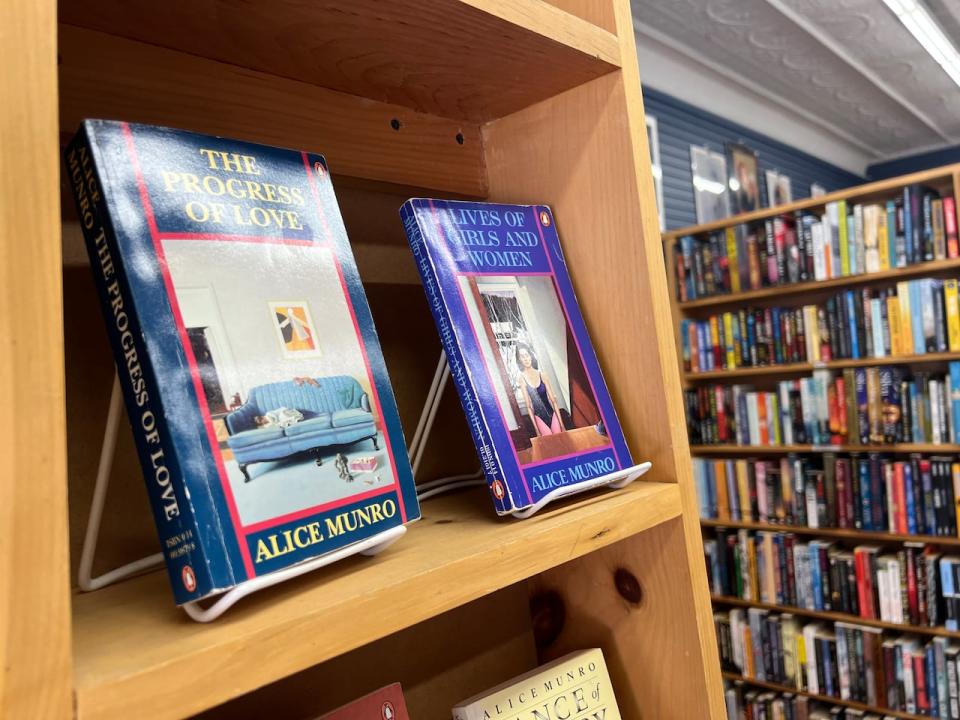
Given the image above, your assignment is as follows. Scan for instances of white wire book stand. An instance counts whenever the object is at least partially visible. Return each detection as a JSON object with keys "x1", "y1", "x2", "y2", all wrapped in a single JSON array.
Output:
[{"x1": 79, "y1": 351, "x2": 650, "y2": 622}]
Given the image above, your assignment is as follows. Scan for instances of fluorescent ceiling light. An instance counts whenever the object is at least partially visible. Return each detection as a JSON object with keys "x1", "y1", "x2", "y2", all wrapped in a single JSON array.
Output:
[{"x1": 884, "y1": 0, "x2": 960, "y2": 88}]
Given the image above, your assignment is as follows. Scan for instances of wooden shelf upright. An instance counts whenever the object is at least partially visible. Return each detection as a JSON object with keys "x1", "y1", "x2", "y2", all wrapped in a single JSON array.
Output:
[{"x1": 2, "y1": 0, "x2": 723, "y2": 717}]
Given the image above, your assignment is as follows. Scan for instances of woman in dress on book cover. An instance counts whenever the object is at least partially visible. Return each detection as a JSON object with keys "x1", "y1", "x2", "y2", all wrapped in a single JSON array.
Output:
[{"x1": 516, "y1": 342, "x2": 566, "y2": 436}]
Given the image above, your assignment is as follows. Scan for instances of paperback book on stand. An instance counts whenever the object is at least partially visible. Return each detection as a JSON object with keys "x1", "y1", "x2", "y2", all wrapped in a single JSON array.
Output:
[
  {"x1": 401, "y1": 200, "x2": 633, "y2": 515},
  {"x1": 66, "y1": 120, "x2": 420, "y2": 604},
  {"x1": 319, "y1": 683, "x2": 409, "y2": 719},
  {"x1": 452, "y1": 649, "x2": 621, "y2": 720}
]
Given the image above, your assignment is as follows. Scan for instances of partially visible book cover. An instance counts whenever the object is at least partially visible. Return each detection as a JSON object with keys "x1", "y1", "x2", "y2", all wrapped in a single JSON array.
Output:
[
  {"x1": 319, "y1": 683, "x2": 410, "y2": 719},
  {"x1": 66, "y1": 120, "x2": 420, "y2": 604},
  {"x1": 401, "y1": 200, "x2": 633, "y2": 515},
  {"x1": 451, "y1": 649, "x2": 622, "y2": 720}
]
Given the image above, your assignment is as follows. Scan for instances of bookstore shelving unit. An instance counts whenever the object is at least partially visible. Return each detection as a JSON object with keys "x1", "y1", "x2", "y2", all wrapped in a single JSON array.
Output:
[
  {"x1": 2, "y1": 0, "x2": 724, "y2": 718},
  {"x1": 664, "y1": 164, "x2": 960, "y2": 716}
]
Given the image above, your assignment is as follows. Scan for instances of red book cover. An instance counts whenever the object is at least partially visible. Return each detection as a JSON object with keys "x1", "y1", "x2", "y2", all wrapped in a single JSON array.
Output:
[
  {"x1": 915, "y1": 652, "x2": 930, "y2": 712},
  {"x1": 836, "y1": 459, "x2": 848, "y2": 528},
  {"x1": 854, "y1": 549, "x2": 870, "y2": 619},
  {"x1": 946, "y1": 196, "x2": 958, "y2": 259},
  {"x1": 319, "y1": 684, "x2": 410, "y2": 720},
  {"x1": 906, "y1": 547, "x2": 919, "y2": 623}
]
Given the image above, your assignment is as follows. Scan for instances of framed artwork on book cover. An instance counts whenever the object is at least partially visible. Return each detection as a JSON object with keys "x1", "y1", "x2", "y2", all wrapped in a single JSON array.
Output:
[
  {"x1": 764, "y1": 170, "x2": 793, "y2": 208},
  {"x1": 726, "y1": 142, "x2": 760, "y2": 215},
  {"x1": 690, "y1": 145, "x2": 729, "y2": 224},
  {"x1": 270, "y1": 301, "x2": 322, "y2": 358}
]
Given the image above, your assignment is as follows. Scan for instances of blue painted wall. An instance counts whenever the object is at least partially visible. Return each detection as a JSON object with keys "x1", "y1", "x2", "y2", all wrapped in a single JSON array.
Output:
[
  {"x1": 644, "y1": 88, "x2": 864, "y2": 230},
  {"x1": 867, "y1": 146, "x2": 960, "y2": 180}
]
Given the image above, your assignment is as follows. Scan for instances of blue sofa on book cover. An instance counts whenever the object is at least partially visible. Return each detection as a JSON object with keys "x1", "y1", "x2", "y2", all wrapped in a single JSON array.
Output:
[{"x1": 224, "y1": 376, "x2": 378, "y2": 481}]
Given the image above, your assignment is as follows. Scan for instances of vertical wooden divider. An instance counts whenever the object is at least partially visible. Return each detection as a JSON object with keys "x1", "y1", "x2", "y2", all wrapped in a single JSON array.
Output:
[
  {"x1": 0, "y1": 0, "x2": 73, "y2": 716},
  {"x1": 481, "y1": 1, "x2": 724, "y2": 715}
]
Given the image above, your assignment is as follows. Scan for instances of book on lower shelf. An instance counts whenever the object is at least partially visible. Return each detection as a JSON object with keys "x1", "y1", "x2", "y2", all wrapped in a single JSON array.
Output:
[
  {"x1": 318, "y1": 683, "x2": 409, "y2": 719},
  {"x1": 681, "y1": 276, "x2": 960, "y2": 375},
  {"x1": 694, "y1": 454, "x2": 960, "y2": 538},
  {"x1": 451, "y1": 648, "x2": 621, "y2": 720},
  {"x1": 400, "y1": 199, "x2": 634, "y2": 515},
  {"x1": 715, "y1": 608, "x2": 960, "y2": 716},
  {"x1": 65, "y1": 120, "x2": 420, "y2": 604},
  {"x1": 685, "y1": 363, "x2": 960, "y2": 448},
  {"x1": 673, "y1": 186, "x2": 959, "y2": 303},
  {"x1": 704, "y1": 525, "x2": 960, "y2": 630}
]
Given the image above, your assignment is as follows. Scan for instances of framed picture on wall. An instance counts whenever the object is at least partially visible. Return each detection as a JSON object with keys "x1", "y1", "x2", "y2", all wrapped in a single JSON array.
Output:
[
  {"x1": 646, "y1": 115, "x2": 665, "y2": 230},
  {"x1": 764, "y1": 170, "x2": 793, "y2": 208},
  {"x1": 726, "y1": 142, "x2": 760, "y2": 215},
  {"x1": 690, "y1": 145, "x2": 729, "y2": 225}
]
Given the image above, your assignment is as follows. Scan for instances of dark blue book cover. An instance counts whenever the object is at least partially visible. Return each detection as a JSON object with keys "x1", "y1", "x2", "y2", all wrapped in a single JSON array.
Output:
[
  {"x1": 400, "y1": 199, "x2": 632, "y2": 514},
  {"x1": 65, "y1": 120, "x2": 419, "y2": 604}
]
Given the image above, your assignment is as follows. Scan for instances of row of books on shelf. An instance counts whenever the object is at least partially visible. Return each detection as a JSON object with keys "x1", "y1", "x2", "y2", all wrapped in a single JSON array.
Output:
[
  {"x1": 715, "y1": 610, "x2": 960, "y2": 717},
  {"x1": 685, "y1": 365, "x2": 960, "y2": 447},
  {"x1": 674, "y1": 187, "x2": 959, "y2": 302},
  {"x1": 681, "y1": 278, "x2": 960, "y2": 374},
  {"x1": 704, "y1": 527, "x2": 960, "y2": 629},
  {"x1": 694, "y1": 455, "x2": 960, "y2": 537},
  {"x1": 724, "y1": 681, "x2": 893, "y2": 720}
]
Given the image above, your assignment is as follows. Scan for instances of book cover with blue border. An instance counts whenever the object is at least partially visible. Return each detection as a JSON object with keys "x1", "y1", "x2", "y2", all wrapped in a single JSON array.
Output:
[
  {"x1": 66, "y1": 120, "x2": 419, "y2": 604},
  {"x1": 401, "y1": 199, "x2": 632, "y2": 514}
]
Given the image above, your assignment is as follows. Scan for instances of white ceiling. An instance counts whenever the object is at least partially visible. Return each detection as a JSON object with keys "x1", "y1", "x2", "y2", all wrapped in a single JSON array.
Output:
[{"x1": 632, "y1": 0, "x2": 960, "y2": 164}]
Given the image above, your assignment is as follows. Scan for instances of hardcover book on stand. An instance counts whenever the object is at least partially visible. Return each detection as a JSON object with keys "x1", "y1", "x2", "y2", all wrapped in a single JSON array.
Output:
[
  {"x1": 401, "y1": 199, "x2": 634, "y2": 515},
  {"x1": 66, "y1": 120, "x2": 419, "y2": 604}
]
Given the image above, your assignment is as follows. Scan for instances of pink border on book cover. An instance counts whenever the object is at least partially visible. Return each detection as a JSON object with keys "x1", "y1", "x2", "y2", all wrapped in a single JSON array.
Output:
[{"x1": 120, "y1": 123, "x2": 406, "y2": 579}]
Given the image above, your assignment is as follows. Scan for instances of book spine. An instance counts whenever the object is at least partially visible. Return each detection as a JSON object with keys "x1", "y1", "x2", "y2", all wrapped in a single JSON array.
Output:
[
  {"x1": 65, "y1": 126, "x2": 218, "y2": 603},
  {"x1": 402, "y1": 203, "x2": 508, "y2": 510}
]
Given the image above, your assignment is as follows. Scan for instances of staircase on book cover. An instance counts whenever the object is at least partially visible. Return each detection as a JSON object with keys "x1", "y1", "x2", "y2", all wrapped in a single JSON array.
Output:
[
  {"x1": 665, "y1": 163, "x2": 960, "y2": 719},
  {"x1": 4, "y1": 0, "x2": 724, "y2": 718}
]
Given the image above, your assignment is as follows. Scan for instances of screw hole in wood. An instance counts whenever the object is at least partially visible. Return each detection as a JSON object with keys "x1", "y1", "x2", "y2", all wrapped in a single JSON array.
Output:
[{"x1": 614, "y1": 567, "x2": 643, "y2": 606}]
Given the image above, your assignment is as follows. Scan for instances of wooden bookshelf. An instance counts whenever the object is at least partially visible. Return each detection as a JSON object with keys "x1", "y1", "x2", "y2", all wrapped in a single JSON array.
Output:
[
  {"x1": 686, "y1": 351, "x2": 960, "y2": 381},
  {"x1": 691, "y1": 443, "x2": 960, "y2": 454},
  {"x1": 664, "y1": 164, "x2": 960, "y2": 716},
  {"x1": 4, "y1": 0, "x2": 724, "y2": 717},
  {"x1": 678, "y1": 256, "x2": 960, "y2": 311},
  {"x1": 721, "y1": 671, "x2": 928, "y2": 720},
  {"x1": 700, "y1": 518, "x2": 960, "y2": 546},
  {"x1": 712, "y1": 595, "x2": 960, "y2": 640},
  {"x1": 663, "y1": 164, "x2": 959, "y2": 241}
]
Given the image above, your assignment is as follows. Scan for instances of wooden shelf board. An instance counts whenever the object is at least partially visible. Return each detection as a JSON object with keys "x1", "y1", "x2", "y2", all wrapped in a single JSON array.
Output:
[
  {"x1": 686, "y1": 352, "x2": 960, "y2": 380},
  {"x1": 712, "y1": 595, "x2": 960, "y2": 639},
  {"x1": 691, "y1": 443, "x2": 960, "y2": 455},
  {"x1": 701, "y1": 518, "x2": 960, "y2": 545},
  {"x1": 721, "y1": 671, "x2": 926, "y2": 720},
  {"x1": 58, "y1": 0, "x2": 619, "y2": 124},
  {"x1": 676, "y1": 257, "x2": 960, "y2": 311},
  {"x1": 663, "y1": 164, "x2": 959, "y2": 240},
  {"x1": 73, "y1": 481, "x2": 681, "y2": 720},
  {"x1": 58, "y1": 26, "x2": 488, "y2": 196}
]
